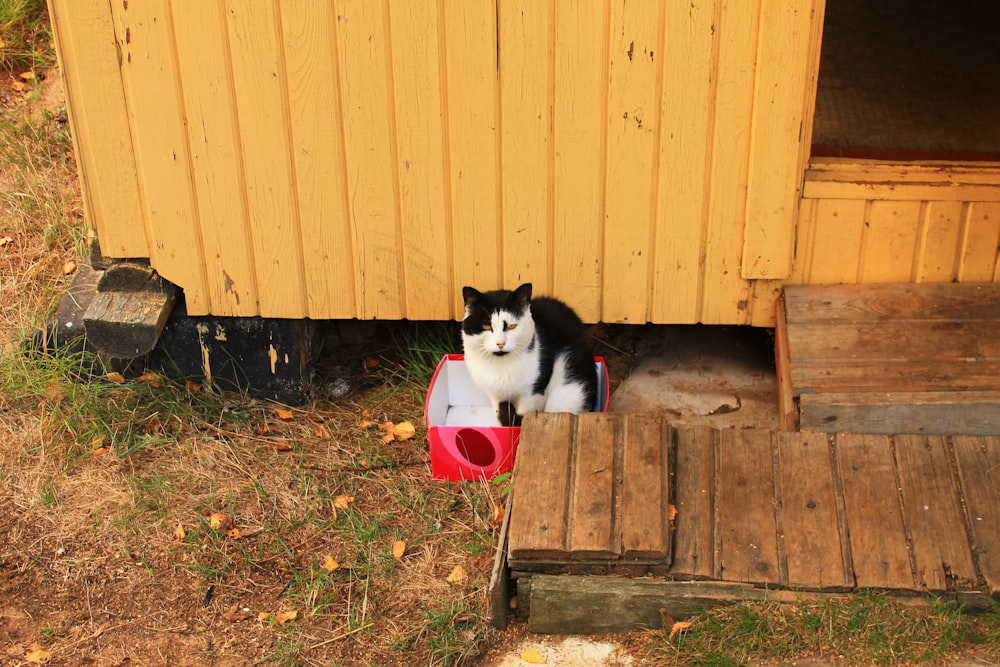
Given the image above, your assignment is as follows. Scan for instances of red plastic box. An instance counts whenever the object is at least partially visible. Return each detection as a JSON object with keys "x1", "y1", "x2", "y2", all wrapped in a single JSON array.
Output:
[{"x1": 424, "y1": 354, "x2": 609, "y2": 481}]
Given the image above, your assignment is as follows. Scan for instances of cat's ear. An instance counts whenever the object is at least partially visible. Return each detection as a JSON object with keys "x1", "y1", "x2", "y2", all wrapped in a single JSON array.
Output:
[
  {"x1": 462, "y1": 286, "x2": 483, "y2": 306},
  {"x1": 462, "y1": 286, "x2": 482, "y2": 319},
  {"x1": 509, "y1": 283, "x2": 532, "y2": 313}
]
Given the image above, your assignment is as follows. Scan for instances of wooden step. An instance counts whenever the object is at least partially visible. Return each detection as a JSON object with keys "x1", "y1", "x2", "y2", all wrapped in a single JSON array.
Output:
[
  {"x1": 507, "y1": 412, "x2": 673, "y2": 574},
  {"x1": 777, "y1": 283, "x2": 1000, "y2": 434},
  {"x1": 505, "y1": 415, "x2": 1000, "y2": 633}
]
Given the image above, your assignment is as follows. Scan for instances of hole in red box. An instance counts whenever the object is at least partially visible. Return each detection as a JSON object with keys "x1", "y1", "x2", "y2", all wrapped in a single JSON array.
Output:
[{"x1": 455, "y1": 429, "x2": 496, "y2": 468}]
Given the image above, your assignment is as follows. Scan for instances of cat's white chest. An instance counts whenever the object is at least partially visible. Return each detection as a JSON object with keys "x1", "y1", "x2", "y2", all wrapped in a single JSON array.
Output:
[{"x1": 463, "y1": 346, "x2": 538, "y2": 401}]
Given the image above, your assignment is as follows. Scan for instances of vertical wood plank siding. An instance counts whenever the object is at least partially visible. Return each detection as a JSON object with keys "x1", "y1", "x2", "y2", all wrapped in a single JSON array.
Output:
[
  {"x1": 49, "y1": 1, "x2": 1000, "y2": 326},
  {"x1": 748, "y1": 160, "x2": 1000, "y2": 325},
  {"x1": 47, "y1": 2, "x2": 148, "y2": 259}
]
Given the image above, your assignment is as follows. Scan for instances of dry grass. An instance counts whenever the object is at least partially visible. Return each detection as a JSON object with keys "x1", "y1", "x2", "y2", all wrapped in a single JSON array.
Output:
[
  {"x1": 0, "y1": 241, "x2": 504, "y2": 665},
  {"x1": 0, "y1": 348, "x2": 505, "y2": 665},
  {"x1": 0, "y1": 91, "x2": 79, "y2": 346},
  {"x1": 0, "y1": 0, "x2": 52, "y2": 73}
]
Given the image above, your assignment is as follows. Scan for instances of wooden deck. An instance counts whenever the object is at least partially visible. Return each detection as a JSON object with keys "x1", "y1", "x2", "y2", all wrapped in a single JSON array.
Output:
[
  {"x1": 505, "y1": 413, "x2": 1000, "y2": 632},
  {"x1": 776, "y1": 283, "x2": 1000, "y2": 433}
]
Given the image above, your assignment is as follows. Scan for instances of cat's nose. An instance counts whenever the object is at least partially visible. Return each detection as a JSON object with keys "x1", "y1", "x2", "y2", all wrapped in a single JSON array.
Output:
[{"x1": 496, "y1": 341, "x2": 505, "y2": 350}]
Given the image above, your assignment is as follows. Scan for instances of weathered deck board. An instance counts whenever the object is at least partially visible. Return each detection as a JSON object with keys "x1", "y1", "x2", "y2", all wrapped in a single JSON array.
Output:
[
  {"x1": 774, "y1": 295, "x2": 799, "y2": 430},
  {"x1": 783, "y1": 282, "x2": 1000, "y2": 323},
  {"x1": 952, "y1": 435, "x2": 1000, "y2": 593},
  {"x1": 788, "y1": 321, "x2": 1000, "y2": 368},
  {"x1": 717, "y1": 429, "x2": 781, "y2": 585},
  {"x1": 671, "y1": 425, "x2": 718, "y2": 579},
  {"x1": 800, "y1": 391, "x2": 1000, "y2": 435},
  {"x1": 508, "y1": 413, "x2": 574, "y2": 560},
  {"x1": 621, "y1": 414, "x2": 671, "y2": 559},
  {"x1": 776, "y1": 431, "x2": 854, "y2": 589},
  {"x1": 791, "y1": 362, "x2": 1000, "y2": 395},
  {"x1": 894, "y1": 435, "x2": 979, "y2": 591},
  {"x1": 567, "y1": 413, "x2": 618, "y2": 559},
  {"x1": 509, "y1": 413, "x2": 672, "y2": 573},
  {"x1": 778, "y1": 283, "x2": 1000, "y2": 434},
  {"x1": 833, "y1": 434, "x2": 915, "y2": 589}
]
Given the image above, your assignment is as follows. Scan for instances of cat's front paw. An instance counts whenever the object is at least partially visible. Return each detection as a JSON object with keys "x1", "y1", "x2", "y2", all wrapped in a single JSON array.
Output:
[{"x1": 497, "y1": 401, "x2": 522, "y2": 427}]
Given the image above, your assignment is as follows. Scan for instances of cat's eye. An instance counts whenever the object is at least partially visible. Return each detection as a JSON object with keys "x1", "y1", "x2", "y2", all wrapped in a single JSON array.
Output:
[
  {"x1": 482, "y1": 324, "x2": 492, "y2": 331},
  {"x1": 506, "y1": 323, "x2": 518, "y2": 330}
]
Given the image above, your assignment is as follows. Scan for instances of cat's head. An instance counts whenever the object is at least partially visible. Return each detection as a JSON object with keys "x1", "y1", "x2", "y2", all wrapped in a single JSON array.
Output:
[{"x1": 461, "y1": 283, "x2": 535, "y2": 357}]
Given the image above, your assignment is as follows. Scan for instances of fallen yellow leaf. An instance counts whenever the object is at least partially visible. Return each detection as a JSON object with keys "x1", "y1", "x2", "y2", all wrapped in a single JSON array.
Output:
[
  {"x1": 276, "y1": 609, "x2": 298, "y2": 625},
  {"x1": 90, "y1": 447, "x2": 110, "y2": 457},
  {"x1": 520, "y1": 649, "x2": 546, "y2": 664},
  {"x1": 669, "y1": 620, "x2": 693, "y2": 640},
  {"x1": 321, "y1": 556, "x2": 339, "y2": 572},
  {"x1": 312, "y1": 426, "x2": 330, "y2": 438},
  {"x1": 379, "y1": 421, "x2": 417, "y2": 443},
  {"x1": 138, "y1": 371, "x2": 162, "y2": 388},
  {"x1": 668, "y1": 503, "x2": 678, "y2": 522},
  {"x1": 226, "y1": 527, "x2": 242, "y2": 539},
  {"x1": 208, "y1": 512, "x2": 230, "y2": 530},
  {"x1": 185, "y1": 380, "x2": 201, "y2": 392},
  {"x1": 106, "y1": 372, "x2": 125, "y2": 384},
  {"x1": 24, "y1": 643, "x2": 50, "y2": 664},
  {"x1": 0, "y1": 235, "x2": 13, "y2": 247},
  {"x1": 393, "y1": 421, "x2": 416, "y2": 441},
  {"x1": 174, "y1": 523, "x2": 187, "y2": 541},
  {"x1": 270, "y1": 441, "x2": 293, "y2": 452},
  {"x1": 333, "y1": 495, "x2": 353, "y2": 511},
  {"x1": 446, "y1": 565, "x2": 468, "y2": 584},
  {"x1": 357, "y1": 419, "x2": 376, "y2": 429},
  {"x1": 19, "y1": 71, "x2": 36, "y2": 81},
  {"x1": 392, "y1": 540, "x2": 406, "y2": 560},
  {"x1": 63, "y1": 259, "x2": 78, "y2": 275},
  {"x1": 275, "y1": 408, "x2": 295, "y2": 420}
]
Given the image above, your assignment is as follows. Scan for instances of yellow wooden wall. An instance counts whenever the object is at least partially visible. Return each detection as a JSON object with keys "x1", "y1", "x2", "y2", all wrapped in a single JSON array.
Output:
[
  {"x1": 798, "y1": 161, "x2": 1000, "y2": 285},
  {"x1": 747, "y1": 159, "x2": 1000, "y2": 325},
  {"x1": 49, "y1": 0, "x2": 825, "y2": 325},
  {"x1": 48, "y1": 1, "x2": 1000, "y2": 327}
]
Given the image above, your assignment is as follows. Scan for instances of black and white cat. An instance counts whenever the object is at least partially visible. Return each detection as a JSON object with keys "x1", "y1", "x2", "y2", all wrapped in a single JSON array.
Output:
[{"x1": 461, "y1": 283, "x2": 598, "y2": 427}]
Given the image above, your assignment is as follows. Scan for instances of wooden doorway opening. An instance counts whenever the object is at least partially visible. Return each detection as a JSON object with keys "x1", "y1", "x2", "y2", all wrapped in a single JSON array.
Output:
[{"x1": 812, "y1": 0, "x2": 1000, "y2": 161}]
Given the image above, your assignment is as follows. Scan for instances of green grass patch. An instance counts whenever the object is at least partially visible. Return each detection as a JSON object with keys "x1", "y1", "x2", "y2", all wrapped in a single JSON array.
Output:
[
  {"x1": 0, "y1": 346, "x2": 237, "y2": 467},
  {"x1": 0, "y1": 0, "x2": 52, "y2": 72},
  {"x1": 417, "y1": 598, "x2": 489, "y2": 666},
  {"x1": 652, "y1": 591, "x2": 1000, "y2": 666},
  {"x1": 0, "y1": 112, "x2": 83, "y2": 337},
  {"x1": 383, "y1": 321, "x2": 460, "y2": 386}
]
